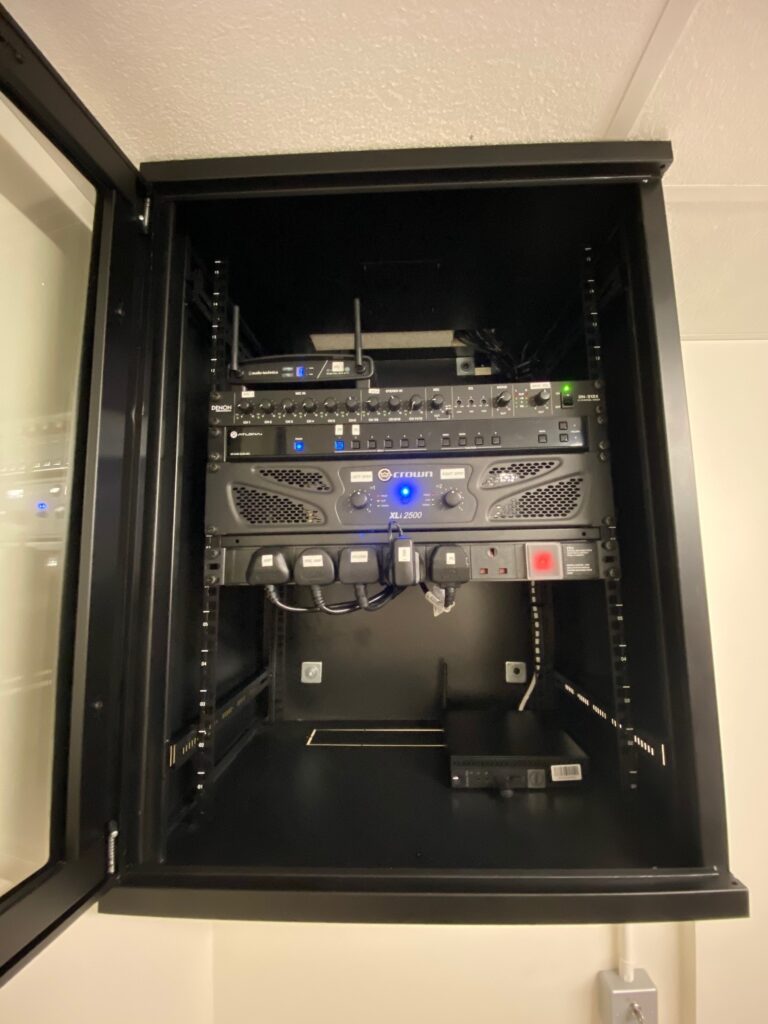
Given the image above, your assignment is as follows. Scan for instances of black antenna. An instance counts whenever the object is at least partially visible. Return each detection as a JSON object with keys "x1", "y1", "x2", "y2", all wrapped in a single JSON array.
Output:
[
  {"x1": 353, "y1": 297, "x2": 364, "y2": 373},
  {"x1": 231, "y1": 304, "x2": 240, "y2": 375}
]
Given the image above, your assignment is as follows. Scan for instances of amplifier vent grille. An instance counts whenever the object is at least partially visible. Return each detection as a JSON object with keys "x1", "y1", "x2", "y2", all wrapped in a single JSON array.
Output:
[
  {"x1": 481, "y1": 459, "x2": 559, "y2": 488},
  {"x1": 491, "y1": 477, "x2": 583, "y2": 521},
  {"x1": 258, "y1": 467, "x2": 331, "y2": 492},
  {"x1": 232, "y1": 485, "x2": 324, "y2": 525}
]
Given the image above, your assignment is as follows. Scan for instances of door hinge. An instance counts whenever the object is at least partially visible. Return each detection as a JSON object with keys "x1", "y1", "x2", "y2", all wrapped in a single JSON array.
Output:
[
  {"x1": 106, "y1": 821, "x2": 119, "y2": 875},
  {"x1": 138, "y1": 196, "x2": 151, "y2": 234}
]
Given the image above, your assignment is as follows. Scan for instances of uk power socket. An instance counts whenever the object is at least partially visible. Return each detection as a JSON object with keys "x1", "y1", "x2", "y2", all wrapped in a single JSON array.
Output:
[
  {"x1": 470, "y1": 543, "x2": 520, "y2": 579},
  {"x1": 597, "y1": 969, "x2": 657, "y2": 1024}
]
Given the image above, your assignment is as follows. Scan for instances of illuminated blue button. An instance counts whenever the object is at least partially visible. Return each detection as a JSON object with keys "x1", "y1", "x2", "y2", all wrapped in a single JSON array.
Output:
[
  {"x1": 397, "y1": 482, "x2": 415, "y2": 503},
  {"x1": 334, "y1": 439, "x2": 345, "y2": 451},
  {"x1": 293, "y1": 440, "x2": 305, "y2": 452},
  {"x1": 296, "y1": 366, "x2": 306, "y2": 378}
]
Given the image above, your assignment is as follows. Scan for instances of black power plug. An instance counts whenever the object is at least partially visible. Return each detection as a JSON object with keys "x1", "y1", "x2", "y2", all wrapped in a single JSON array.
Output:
[
  {"x1": 246, "y1": 548, "x2": 290, "y2": 585},
  {"x1": 292, "y1": 548, "x2": 336, "y2": 586},
  {"x1": 338, "y1": 547, "x2": 381, "y2": 585},
  {"x1": 430, "y1": 545, "x2": 471, "y2": 585}
]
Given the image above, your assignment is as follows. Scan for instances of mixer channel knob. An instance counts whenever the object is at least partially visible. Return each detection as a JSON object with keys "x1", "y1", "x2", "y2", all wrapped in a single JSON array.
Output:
[
  {"x1": 430, "y1": 393, "x2": 445, "y2": 411},
  {"x1": 324, "y1": 398, "x2": 338, "y2": 413},
  {"x1": 259, "y1": 400, "x2": 274, "y2": 414},
  {"x1": 408, "y1": 394, "x2": 423, "y2": 411},
  {"x1": 303, "y1": 399, "x2": 317, "y2": 414},
  {"x1": 365, "y1": 396, "x2": 380, "y2": 412},
  {"x1": 387, "y1": 395, "x2": 401, "y2": 411},
  {"x1": 534, "y1": 388, "x2": 552, "y2": 406},
  {"x1": 495, "y1": 390, "x2": 512, "y2": 408},
  {"x1": 345, "y1": 395, "x2": 359, "y2": 411},
  {"x1": 442, "y1": 489, "x2": 463, "y2": 508},
  {"x1": 350, "y1": 490, "x2": 369, "y2": 510},
  {"x1": 237, "y1": 400, "x2": 254, "y2": 413},
  {"x1": 282, "y1": 399, "x2": 296, "y2": 414}
]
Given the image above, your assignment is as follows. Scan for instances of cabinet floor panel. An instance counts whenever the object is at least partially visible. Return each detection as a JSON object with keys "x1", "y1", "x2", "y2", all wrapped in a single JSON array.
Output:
[{"x1": 166, "y1": 723, "x2": 658, "y2": 870}]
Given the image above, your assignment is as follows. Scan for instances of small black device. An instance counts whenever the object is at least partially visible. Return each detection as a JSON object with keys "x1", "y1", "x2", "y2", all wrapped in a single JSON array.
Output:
[{"x1": 445, "y1": 709, "x2": 589, "y2": 793}]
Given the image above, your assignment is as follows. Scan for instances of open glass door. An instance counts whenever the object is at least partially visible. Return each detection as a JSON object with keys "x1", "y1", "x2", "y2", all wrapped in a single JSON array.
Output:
[{"x1": 1, "y1": 10, "x2": 146, "y2": 978}]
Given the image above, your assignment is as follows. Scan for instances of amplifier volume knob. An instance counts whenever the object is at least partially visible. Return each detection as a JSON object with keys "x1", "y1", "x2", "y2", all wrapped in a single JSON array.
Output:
[
  {"x1": 387, "y1": 395, "x2": 401, "y2": 411},
  {"x1": 442, "y1": 489, "x2": 463, "y2": 508},
  {"x1": 365, "y1": 397, "x2": 380, "y2": 412},
  {"x1": 430, "y1": 393, "x2": 445, "y2": 411},
  {"x1": 350, "y1": 490, "x2": 369, "y2": 510},
  {"x1": 259, "y1": 400, "x2": 274, "y2": 414},
  {"x1": 495, "y1": 390, "x2": 512, "y2": 408},
  {"x1": 303, "y1": 399, "x2": 317, "y2": 414},
  {"x1": 345, "y1": 395, "x2": 359, "y2": 411},
  {"x1": 534, "y1": 388, "x2": 552, "y2": 406},
  {"x1": 282, "y1": 400, "x2": 296, "y2": 414},
  {"x1": 408, "y1": 394, "x2": 423, "y2": 411},
  {"x1": 324, "y1": 398, "x2": 338, "y2": 413},
  {"x1": 237, "y1": 400, "x2": 253, "y2": 413}
]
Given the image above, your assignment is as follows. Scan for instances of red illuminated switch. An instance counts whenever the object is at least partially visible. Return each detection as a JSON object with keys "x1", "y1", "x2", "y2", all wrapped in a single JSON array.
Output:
[{"x1": 525, "y1": 543, "x2": 564, "y2": 580}]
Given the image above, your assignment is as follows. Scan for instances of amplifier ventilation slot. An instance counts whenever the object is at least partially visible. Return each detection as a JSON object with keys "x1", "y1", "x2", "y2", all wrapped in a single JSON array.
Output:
[
  {"x1": 258, "y1": 467, "x2": 332, "y2": 492},
  {"x1": 232, "y1": 485, "x2": 324, "y2": 526},
  {"x1": 481, "y1": 459, "x2": 560, "y2": 488},
  {"x1": 490, "y1": 477, "x2": 583, "y2": 521}
]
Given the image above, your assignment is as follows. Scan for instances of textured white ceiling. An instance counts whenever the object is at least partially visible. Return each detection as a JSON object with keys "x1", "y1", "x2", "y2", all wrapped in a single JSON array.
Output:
[
  {"x1": 6, "y1": 0, "x2": 669, "y2": 166},
  {"x1": 632, "y1": 0, "x2": 768, "y2": 184}
]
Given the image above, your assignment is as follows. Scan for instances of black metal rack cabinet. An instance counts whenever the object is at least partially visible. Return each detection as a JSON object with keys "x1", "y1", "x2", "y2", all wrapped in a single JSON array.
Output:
[{"x1": 0, "y1": 5, "x2": 747, "y2": 980}]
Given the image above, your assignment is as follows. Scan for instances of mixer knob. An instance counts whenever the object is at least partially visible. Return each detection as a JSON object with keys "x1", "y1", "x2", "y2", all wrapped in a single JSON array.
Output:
[
  {"x1": 345, "y1": 395, "x2": 359, "y2": 411},
  {"x1": 282, "y1": 400, "x2": 296, "y2": 414},
  {"x1": 365, "y1": 396, "x2": 380, "y2": 412},
  {"x1": 259, "y1": 400, "x2": 274, "y2": 414},
  {"x1": 408, "y1": 394, "x2": 423, "y2": 411},
  {"x1": 495, "y1": 390, "x2": 512, "y2": 408},
  {"x1": 324, "y1": 398, "x2": 338, "y2": 413},
  {"x1": 303, "y1": 399, "x2": 317, "y2": 414},
  {"x1": 387, "y1": 395, "x2": 402, "y2": 411},
  {"x1": 442, "y1": 489, "x2": 463, "y2": 508},
  {"x1": 237, "y1": 400, "x2": 253, "y2": 413},
  {"x1": 350, "y1": 490, "x2": 369, "y2": 510},
  {"x1": 430, "y1": 393, "x2": 445, "y2": 410},
  {"x1": 534, "y1": 388, "x2": 552, "y2": 406}
]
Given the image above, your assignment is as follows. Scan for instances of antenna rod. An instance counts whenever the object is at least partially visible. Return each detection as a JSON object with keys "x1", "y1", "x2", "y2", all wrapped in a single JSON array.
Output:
[
  {"x1": 353, "y1": 297, "x2": 364, "y2": 373},
  {"x1": 231, "y1": 304, "x2": 240, "y2": 374}
]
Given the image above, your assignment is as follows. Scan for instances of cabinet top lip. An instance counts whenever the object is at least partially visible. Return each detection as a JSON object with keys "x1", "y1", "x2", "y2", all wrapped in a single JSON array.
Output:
[{"x1": 140, "y1": 140, "x2": 673, "y2": 190}]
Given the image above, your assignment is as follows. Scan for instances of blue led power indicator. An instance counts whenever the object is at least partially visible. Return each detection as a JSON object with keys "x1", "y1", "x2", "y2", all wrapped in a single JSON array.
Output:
[
  {"x1": 396, "y1": 481, "x2": 416, "y2": 503},
  {"x1": 293, "y1": 439, "x2": 305, "y2": 452},
  {"x1": 296, "y1": 366, "x2": 306, "y2": 378},
  {"x1": 334, "y1": 439, "x2": 345, "y2": 451},
  {"x1": 36, "y1": 500, "x2": 49, "y2": 512}
]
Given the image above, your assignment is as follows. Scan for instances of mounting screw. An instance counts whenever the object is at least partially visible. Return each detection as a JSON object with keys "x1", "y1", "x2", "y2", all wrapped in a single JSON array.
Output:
[
  {"x1": 208, "y1": 462, "x2": 220, "y2": 472},
  {"x1": 607, "y1": 567, "x2": 619, "y2": 579},
  {"x1": 208, "y1": 548, "x2": 220, "y2": 558},
  {"x1": 210, "y1": 427, "x2": 222, "y2": 437},
  {"x1": 205, "y1": 575, "x2": 218, "y2": 585},
  {"x1": 603, "y1": 515, "x2": 615, "y2": 526},
  {"x1": 599, "y1": 451, "x2": 609, "y2": 461},
  {"x1": 210, "y1": 451, "x2": 221, "y2": 460},
  {"x1": 206, "y1": 525, "x2": 218, "y2": 535},
  {"x1": 598, "y1": 440, "x2": 609, "y2": 450},
  {"x1": 211, "y1": 391, "x2": 221, "y2": 400},
  {"x1": 603, "y1": 539, "x2": 617, "y2": 551}
]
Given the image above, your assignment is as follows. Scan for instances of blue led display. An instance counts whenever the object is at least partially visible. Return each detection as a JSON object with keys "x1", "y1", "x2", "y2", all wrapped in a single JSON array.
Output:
[
  {"x1": 334, "y1": 439, "x2": 345, "y2": 451},
  {"x1": 293, "y1": 439, "x2": 305, "y2": 452}
]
